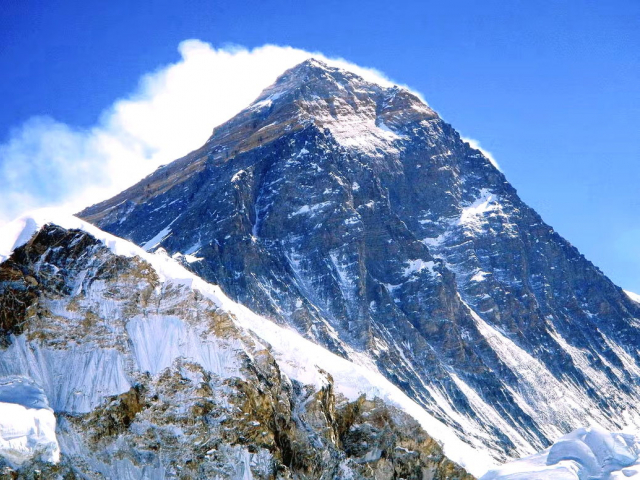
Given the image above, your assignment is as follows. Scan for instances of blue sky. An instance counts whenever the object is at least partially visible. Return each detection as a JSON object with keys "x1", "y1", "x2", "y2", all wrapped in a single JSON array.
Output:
[{"x1": 1, "y1": 0, "x2": 639, "y2": 292}]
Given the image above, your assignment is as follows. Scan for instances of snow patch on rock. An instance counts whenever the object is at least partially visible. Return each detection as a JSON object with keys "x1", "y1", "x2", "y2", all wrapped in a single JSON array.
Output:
[
  {"x1": 458, "y1": 189, "x2": 499, "y2": 231},
  {"x1": 402, "y1": 259, "x2": 435, "y2": 277}
]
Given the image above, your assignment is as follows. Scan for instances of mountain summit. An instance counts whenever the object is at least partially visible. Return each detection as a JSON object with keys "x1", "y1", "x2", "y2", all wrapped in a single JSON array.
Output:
[
  {"x1": 206, "y1": 58, "x2": 436, "y2": 157},
  {"x1": 79, "y1": 60, "x2": 640, "y2": 463},
  {"x1": 81, "y1": 58, "x2": 438, "y2": 224}
]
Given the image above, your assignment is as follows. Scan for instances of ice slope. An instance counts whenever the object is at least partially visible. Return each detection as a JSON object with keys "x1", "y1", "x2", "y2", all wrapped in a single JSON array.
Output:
[
  {"x1": 0, "y1": 376, "x2": 60, "y2": 467},
  {"x1": 481, "y1": 426, "x2": 640, "y2": 480},
  {"x1": 0, "y1": 210, "x2": 494, "y2": 476}
]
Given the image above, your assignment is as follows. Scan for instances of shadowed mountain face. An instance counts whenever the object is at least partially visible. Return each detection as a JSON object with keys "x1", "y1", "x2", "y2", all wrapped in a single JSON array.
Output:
[{"x1": 79, "y1": 59, "x2": 640, "y2": 461}]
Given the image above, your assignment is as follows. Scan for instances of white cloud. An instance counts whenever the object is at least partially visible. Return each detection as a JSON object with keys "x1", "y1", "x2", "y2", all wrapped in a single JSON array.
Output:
[
  {"x1": 0, "y1": 40, "x2": 407, "y2": 225},
  {"x1": 461, "y1": 137, "x2": 501, "y2": 171}
]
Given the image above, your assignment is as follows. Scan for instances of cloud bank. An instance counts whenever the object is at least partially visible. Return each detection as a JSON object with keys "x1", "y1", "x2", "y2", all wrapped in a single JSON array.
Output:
[{"x1": 0, "y1": 41, "x2": 403, "y2": 225}]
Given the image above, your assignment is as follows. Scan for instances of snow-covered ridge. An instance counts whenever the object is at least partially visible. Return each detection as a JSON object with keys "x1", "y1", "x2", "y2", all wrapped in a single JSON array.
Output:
[{"x1": 0, "y1": 210, "x2": 494, "y2": 476}]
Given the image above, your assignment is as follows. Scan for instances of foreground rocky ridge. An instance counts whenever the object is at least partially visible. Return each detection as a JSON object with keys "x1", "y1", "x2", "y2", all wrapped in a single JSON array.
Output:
[
  {"x1": 79, "y1": 59, "x2": 640, "y2": 461},
  {"x1": 0, "y1": 218, "x2": 474, "y2": 479}
]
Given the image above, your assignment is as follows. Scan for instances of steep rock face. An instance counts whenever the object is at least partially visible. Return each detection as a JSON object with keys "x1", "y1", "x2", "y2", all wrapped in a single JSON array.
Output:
[
  {"x1": 79, "y1": 60, "x2": 640, "y2": 461},
  {"x1": 0, "y1": 221, "x2": 473, "y2": 479}
]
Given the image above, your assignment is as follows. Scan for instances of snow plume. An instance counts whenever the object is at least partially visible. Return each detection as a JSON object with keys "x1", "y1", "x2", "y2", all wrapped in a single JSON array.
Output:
[
  {"x1": 0, "y1": 41, "x2": 403, "y2": 225},
  {"x1": 462, "y1": 137, "x2": 501, "y2": 171}
]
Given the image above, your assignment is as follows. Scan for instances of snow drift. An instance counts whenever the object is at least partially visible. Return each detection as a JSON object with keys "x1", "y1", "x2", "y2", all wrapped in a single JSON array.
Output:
[
  {"x1": 481, "y1": 426, "x2": 640, "y2": 480},
  {"x1": 0, "y1": 376, "x2": 60, "y2": 467}
]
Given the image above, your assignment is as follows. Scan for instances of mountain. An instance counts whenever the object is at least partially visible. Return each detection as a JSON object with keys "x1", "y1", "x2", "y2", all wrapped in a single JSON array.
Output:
[
  {"x1": 0, "y1": 213, "x2": 477, "y2": 478},
  {"x1": 78, "y1": 58, "x2": 640, "y2": 463}
]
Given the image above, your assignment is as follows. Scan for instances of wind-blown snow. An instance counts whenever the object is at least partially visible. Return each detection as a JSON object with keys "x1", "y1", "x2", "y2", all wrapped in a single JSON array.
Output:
[
  {"x1": 0, "y1": 216, "x2": 42, "y2": 263},
  {"x1": 481, "y1": 426, "x2": 640, "y2": 480},
  {"x1": 0, "y1": 210, "x2": 495, "y2": 475},
  {"x1": 625, "y1": 290, "x2": 640, "y2": 304}
]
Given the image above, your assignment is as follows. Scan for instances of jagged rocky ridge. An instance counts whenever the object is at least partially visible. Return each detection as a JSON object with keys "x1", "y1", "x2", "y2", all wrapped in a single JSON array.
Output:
[
  {"x1": 78, "y1": 59, "x2": 640, "y2": 462},
  {"x1": 0, "y1": 217, "x2": 476, "y2": 478}
]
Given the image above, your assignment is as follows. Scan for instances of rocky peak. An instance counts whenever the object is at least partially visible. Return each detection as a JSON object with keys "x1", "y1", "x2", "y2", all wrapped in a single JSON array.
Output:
[
  {"x1": 79, "y1": 59, "x2": 441, "y2": 226},
  {"x1": 208, "y1": 58, "x2": 438, "y2": 158},
  {"x1": 254, "y1": 57, "x2": 379, "y2": 104}
]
